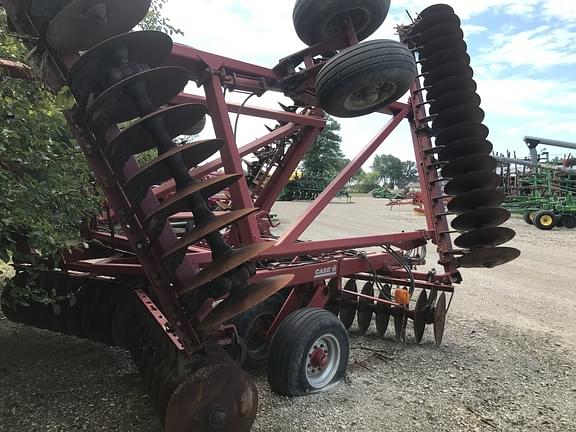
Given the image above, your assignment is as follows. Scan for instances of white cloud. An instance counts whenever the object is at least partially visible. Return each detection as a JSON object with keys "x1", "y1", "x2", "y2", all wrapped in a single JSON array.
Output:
[{"x1": 163, "y1": 1, "x2": 576, "y2": 163}]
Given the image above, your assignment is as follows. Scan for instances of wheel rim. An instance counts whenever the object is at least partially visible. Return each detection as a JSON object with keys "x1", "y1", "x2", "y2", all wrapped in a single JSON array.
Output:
[
  {"x1": 540, "y1": 215, "x2": 553, "y2": 226},
  {"x1": 305, "y1": 333, "x2": 341, "y2": 389},
  {"x1": 344, "y1": 81, "x2": 397, "y2": 111},
  {"x1": 245, "y1": 313, "x2": 274, "y2": 361}
]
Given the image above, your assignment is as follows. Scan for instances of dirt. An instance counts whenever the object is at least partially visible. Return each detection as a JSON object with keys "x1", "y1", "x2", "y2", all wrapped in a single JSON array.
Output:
[{"x1": 1, "y1": 196, "x2": 575, "y2": 431}]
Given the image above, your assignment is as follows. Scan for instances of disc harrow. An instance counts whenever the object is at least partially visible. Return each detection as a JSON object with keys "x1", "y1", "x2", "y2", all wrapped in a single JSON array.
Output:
[{"x1": 0, "y1": 1, "x2": 522, "y2": 429}]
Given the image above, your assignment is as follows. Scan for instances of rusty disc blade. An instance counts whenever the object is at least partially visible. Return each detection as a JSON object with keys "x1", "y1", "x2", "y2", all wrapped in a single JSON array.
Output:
[
  {"x1": 458, "y1": 247, "x2": 521, "y2": 268},
  {"x1": 451, "y1": 207, "x2": 511, "y2": 231},
  {"x1": 161, "y1": 209, "x2": 259, "y2": 263},
  {"x1": 447, "y1": 189, "x2": 506, "y2": 214},
  {"x1": 47, "y1": 0, "x2": 153, "y2": 52},
  {"x1": 420, "y1": 49, "x2": 470, "y2": 73},
  {"x1": 435, "y1": 122, "x2": 489, "y2": 146},
  {"x1": 326, "y1": 278, "x2": 340, "y2": 316},
  {"x1": 143, "y1": 175, "x2": 242, "y2": 230},
  {"x1": 424, "y1": 61, "x2": 473, "y2": 87},
  {"x1": 429, "y1": 89, "x2": 481, "y2": 115},
  {"x1": 357, "y1": 282, "x2": 374, "y2": 334},
  {"x1": 419, "y1": 36, "x2": 467, "y2": 58},
  {"x1": 432, "y1": 104, "x2": 485, "y2": 132},
  {"x1": 165, "y1": 361, "x2": 258, "y2": 432},
  {"x1": 68, "y1": 30, "x2": 172, "y2": 92},
  {"x1": 438, "y1": 138, "x2": 493, "y2": 161},
  {"x1": 413, "y1": 289, "x2": 428, "y2": 344},
  {"x1": 339, "y1": 279, "x2": 357, "y2": 330},
  {"x1": 375, "y1": 287, "x2": 391, "y2": 337},
  {"x1": 454, "y1": 227, "x2": 516, "y2": 249},
  {"x1": 198, "y1": 275, "x2": 294, "y2": 331},
  {"x1": 445, "y1": 171, "x2": 501, "y2": 195},
  {"x1": 86, "y1": 66, "x2": 189, "y2": 125},
  {"x1": 179, "y1": 242, "x2": 275, "y2": 296},
  {"x1": 433, "y1": 292, "x2": 447, "y2": 346},
  {"x1": 393, "y1": 311, "x2": 404, "y2": 341},
  {"x1": 106, "y1": 104, "x2": 208, "y2": 159},
  {"x1": 442, "y1": 155, "x2": 498, "y2": 179},
  {"x1": 124, "y1": 139, "x2": 223, "y2": 204},
  {"x1": 427, "y1": 76, "x2": 477, "y2": 101}
]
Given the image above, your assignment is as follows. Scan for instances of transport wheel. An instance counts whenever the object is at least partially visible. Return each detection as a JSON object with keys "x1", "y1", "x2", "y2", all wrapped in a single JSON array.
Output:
[
  {"x1": 267, "y1": 308, "x2": 349, "y2": 396},
  {"x1": 339, "y1": 279, "x2": 357, "y2": 329},
  {"x1": 293, "y1": 0, "x2": 391, "y2": 46},
  {"x1": 315, "y1": 40, "x2": 417, "y2": 117},
  {"x1": 561, "y1": 214, "x2": 576, "y2": 229},
  {"x1": 533, "y1": 210, "x2": 557, "y2": 230},
  {"x1": 522, "y1": 211, "x2": 533, "y2": 225},
  {"x1": 229, "y1": 291, "x2": 288, "y2": 370}
]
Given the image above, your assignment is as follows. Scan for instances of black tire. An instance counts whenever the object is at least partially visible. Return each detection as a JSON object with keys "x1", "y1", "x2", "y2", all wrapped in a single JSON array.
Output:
[
  {"x1": 315, "y1": 40, "x2": 417, "y2": 118},
  {"x1": 522, "y1": 211, "x2": 533, "y2": 225},
  {"x1": 268, "y1": 308, "x2": 349, "y2": 396},
  {"x1": 293, "y1": 0, "x2": 391, "y2": 46},
  {"x1": 561, "y1": 214, "x2": 576, "y2": 229},
  {"x1": 533, "y1": 210, "x2": 557, "y2": 230},
  {"x1": 229, "y1": 292, "x2": 288, "y2": 370}
]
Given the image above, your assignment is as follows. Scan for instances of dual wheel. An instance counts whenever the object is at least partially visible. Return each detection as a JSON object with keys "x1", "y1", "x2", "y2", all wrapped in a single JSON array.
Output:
[
  {"x1": 292, "y1": 0, "x2": 417, "y2": 118},
  {"x1": 524, "y1": 210, "x2": 576, "y2": 230}
]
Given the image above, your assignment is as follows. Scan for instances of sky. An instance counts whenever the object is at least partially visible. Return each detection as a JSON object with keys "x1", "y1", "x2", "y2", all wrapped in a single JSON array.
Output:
[{"x1": 162, "y1": 0, "x2": 576, "y2": 167}]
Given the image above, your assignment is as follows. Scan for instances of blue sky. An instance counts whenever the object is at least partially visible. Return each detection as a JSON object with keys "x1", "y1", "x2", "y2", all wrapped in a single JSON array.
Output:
[{"x1": 164, "y1": 1, "x2": 576, "y2": 166}]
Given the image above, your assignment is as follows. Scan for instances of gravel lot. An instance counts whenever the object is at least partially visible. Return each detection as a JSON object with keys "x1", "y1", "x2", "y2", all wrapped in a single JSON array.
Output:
[{"x1": 1, "y1": 196, "x2": 575, "y2": 431}]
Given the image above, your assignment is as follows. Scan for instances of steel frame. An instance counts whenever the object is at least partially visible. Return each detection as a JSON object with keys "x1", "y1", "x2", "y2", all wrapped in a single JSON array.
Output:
[{"x1": 1, "y1": 0, "x2": 460, "y2": 356}]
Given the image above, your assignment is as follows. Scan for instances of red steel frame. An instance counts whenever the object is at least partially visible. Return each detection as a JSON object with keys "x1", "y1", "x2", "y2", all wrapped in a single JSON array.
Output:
[{"x1": 2, "y1": 0, "x2": 461, "y2": 355}]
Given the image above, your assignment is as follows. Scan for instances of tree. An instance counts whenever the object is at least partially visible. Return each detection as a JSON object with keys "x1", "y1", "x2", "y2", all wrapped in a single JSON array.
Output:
[
  {"x1": 353, "y1": 171, "x2": 381, "y2": 193},
  {"x1": 372, "y1": 154, "x2": 419, "y2": 189},
  {"x1": 302, "y1": 116, "x2": 347, "y2": 189},
  {"x1": 0, "y1": 0, "x2": 181, "y2": 264}
]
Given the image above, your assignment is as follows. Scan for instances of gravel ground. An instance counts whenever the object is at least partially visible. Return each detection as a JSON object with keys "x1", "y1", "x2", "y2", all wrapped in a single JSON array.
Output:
[{"x1": 1, "y1": 197, "x2": 575, "y2": 431}]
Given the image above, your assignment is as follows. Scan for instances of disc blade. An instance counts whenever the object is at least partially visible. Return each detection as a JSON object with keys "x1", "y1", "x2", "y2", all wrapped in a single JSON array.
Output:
[
  {"x1": 429, "y1": 89, "x2": 481, "y2": 115},
  {"x1": 393, "y1": 311, "x2": 404, "y2": 341},
  {"x1": 438, "y1": 139, "x2": 493, "y2": 161},
  {"x1": 458, "y1": 247, "x2": 521, "y2": 268},
  {"x1": 419, "y1": 36, "x2": 467, "y2": 58},
  {"x1": 442, "y1": 155, "x2": 498, "y2": 179},
  {"x1": 435, "y1": 122, "x2": 489, "y2": 146},
  {"x1": 413, "y1": 290, "x2": 428, "y2": 344},
  {"x1": 165, "y1": 360, "x2": 258, "y2": 432},
  {"x1": 106, "y1": 104, "x2": 208, "y2": 159},
  {"x1": 375, "y1": 287, "x2": 391, "y2": 337},
  {"x1": 414, "y1": 11, "x2": 461, "y2": 33},
  {"x1": 86, "y1": 66, "x2": 189, "y2": 125},
  {"x1": 432, "y1": 104, "x2": 485, "y2": 132},
  {"x1": 454, "y1": 227, "x2": 516, "y2": 249},
  {"x1": 420, "y1": 23, "x2": 464, "y2": 45},
  {"x1": 444, "y1": 171, "x2": 501, "y2": 195},
  {"x1": 419, "y1": 4, "x2": 456, "y2": 18},
  {"x1": 420, "y1": 49, "x2": 470, "y2": 73},
  {"x1": 143, "y1": 175, "x2": 242, "y2": 231},
  {"x1": 124, "y1": 139, "x2": 224, "y2": 204},
  {"x1": 451, "y1": 207, "x2": 511, "y2": 231},
  {"x1": 339, "y1": 279, "x2": 357, "y2": 330},
  {"x1": 424, "y1": 61, "x2": 473, "y2": 87},
  {"x1": 47, "y1": 0, "x2": 153, "y2": 52},
  {"x1": 427, "y1": 76, "x2": 477, "y2": 101},
  {"x1": 68, "y1": 30, "x2": 172, "y2": 92},
  {"x1": 161, "y1": 209, "x2": 259, "y2": 263},
  {"x1": 433, "y1": 292, "x2": 447, "y2": 346},
  {"x1": 447, "y1": 189, "x2": 506, "y2": 213},
  {"x1": 198, "y1": 275, "x2": 294, "y2": 331},
  {"x1": 357, "y1": 282, "x2": 374, "y2": 334},
  {"x1": 325, "y1": 278, "x2": 340, "y2": 316},
  {"x1": 178, "y1": 242, "x2": 275, "y2": 296}
]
